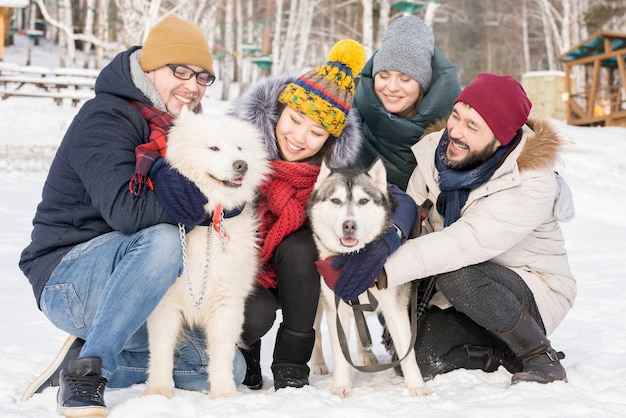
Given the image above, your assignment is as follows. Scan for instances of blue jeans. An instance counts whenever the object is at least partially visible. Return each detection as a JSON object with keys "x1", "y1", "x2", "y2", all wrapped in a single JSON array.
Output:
[{"x1": 40, "y1": 224, "x2": 245, "y2": 390}]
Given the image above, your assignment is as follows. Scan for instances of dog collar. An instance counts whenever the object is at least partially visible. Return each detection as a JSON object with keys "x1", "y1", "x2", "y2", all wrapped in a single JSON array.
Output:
[{"x1": 211, "y1": 203, "x2": 246, "y2": 236}]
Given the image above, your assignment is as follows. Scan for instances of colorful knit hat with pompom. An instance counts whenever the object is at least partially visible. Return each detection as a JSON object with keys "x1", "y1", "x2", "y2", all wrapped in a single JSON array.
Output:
[{"x1": 278, "y1": 39, "x2": 366, "y2": 137}]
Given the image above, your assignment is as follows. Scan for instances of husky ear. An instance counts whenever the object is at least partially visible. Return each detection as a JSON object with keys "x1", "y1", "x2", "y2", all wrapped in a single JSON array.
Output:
[
  {"x1": 314, "y1": 158, "x2": 333, "y2": 190},
  {"x1": 368, "y1": 157, "x2": 388, "y2": 192}
]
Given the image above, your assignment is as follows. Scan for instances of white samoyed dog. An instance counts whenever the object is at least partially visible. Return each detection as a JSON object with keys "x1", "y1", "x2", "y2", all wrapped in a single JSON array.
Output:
[{"x1": 143, "y1": 108, "x2": 270, "y2": 399}]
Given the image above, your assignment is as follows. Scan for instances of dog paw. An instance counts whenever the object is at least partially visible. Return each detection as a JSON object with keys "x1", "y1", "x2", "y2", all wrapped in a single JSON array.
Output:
[
  {"x1": 209, "y1": 390, "x2": 243, "y2": 399},
  {"x1": 143, "y1": 386, "x2": 174, "y2": 399},
  {"x1": 407, "y1": 386, "x2": 431, "y2": 396},
  {"x1": 311, "y1": 364, "x2": 329, "y2": 375},
  {"x1": 359, "y1": 351, "x2": 378, "y2": 366},
  {"x1": 331, "y1": 386, "x2": 352, "y2": 398}
]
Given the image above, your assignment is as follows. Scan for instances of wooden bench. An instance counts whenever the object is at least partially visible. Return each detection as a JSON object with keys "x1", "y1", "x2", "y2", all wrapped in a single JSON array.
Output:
[
  {"x1": 0, "y1": 64, "x2": 97, "y2": 106},
  {"x1": 0, "y1": 87, "x2": 94, "y2": 106},
  {"x1": 0, "y1": 75, "x2": 96, "y2": 89}
]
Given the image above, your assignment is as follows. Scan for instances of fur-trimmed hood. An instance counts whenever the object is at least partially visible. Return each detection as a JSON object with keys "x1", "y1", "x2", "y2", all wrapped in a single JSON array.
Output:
[
  {"x1": 227, "y1": 74, "x2": 363, "y2": 168},
  {"x1": 517, "y1": 118, "x2": 563, "y2": 172}
]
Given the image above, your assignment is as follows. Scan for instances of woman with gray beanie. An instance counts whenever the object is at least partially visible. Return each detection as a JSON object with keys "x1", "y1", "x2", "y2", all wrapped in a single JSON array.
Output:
[{"x1": 353, "y1": 15, "x2": 461, "y2": 190}]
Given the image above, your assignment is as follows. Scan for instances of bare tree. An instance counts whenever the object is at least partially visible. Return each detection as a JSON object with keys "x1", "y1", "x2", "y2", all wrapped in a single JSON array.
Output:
[
  {"x1": 27, "y1": 0, "x2": 620, "y2": 99},
  {"x1": 376, "y1": 0, "x2": 392, "y2": 46},
  {"x1": 81, "y1": 0, "x2": 96, "y2": 68},
  {"x1": 521, "y1": 0, "x2": 531, "y2": 73},
  {"x1": 94, "y1": 0, "x2": 109, "y2": 69},
  {"x1": 360, "y1": 0, "x2": 374, "y2": 56},
  {"x1": 271, "y1": 0, "x2": 283, "y2": 75},
  {"x1": 294, "y1": 0, "x2": 315, "y2": 71},
  {"x1": 221, "y1": 0, "x2": 234, "y2": 100}
]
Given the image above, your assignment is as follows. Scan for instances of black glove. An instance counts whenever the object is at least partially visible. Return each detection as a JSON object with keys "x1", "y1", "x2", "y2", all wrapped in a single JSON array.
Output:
[{"x1": 150, "y1": 158, "x2": 208, "y2": 228}]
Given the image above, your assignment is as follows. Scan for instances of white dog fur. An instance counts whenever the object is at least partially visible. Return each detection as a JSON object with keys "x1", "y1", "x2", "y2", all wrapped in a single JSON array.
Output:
[{"x1": 143, "y1": 108, "x2": 270, "y2": 399}]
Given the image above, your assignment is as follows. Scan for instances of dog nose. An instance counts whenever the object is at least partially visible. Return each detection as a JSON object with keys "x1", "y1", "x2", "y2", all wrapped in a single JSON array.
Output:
[
  {"x1": 342, "y1": 220, "x2": 357, "y2": 235},
  {"x1": 233, "y1": 160, "x2": 248, "y2": 175}
]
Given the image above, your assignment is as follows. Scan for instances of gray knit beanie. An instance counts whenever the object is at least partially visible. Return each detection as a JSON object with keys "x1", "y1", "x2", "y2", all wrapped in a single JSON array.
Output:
[{"x1": 372, "y1": 15, "x2": 435, "y2": 91}]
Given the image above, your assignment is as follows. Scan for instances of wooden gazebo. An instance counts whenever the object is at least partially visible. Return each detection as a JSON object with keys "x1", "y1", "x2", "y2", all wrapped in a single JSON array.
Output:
[{"x1": 557, "y1": 31, "x2": 626, "y2": 127}]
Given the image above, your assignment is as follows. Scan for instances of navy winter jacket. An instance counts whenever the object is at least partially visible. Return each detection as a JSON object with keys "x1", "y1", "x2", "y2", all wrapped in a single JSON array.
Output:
[{"x1": 19, "y1": 46, "x2": 175, "y2": 307}]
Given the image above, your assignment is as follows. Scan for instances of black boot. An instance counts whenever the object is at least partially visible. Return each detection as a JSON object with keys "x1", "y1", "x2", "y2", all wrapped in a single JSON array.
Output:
[
  {"x1": 492, "y1": 302, "x2": 567, "y2": 384},
  {"x1": 57, "y1": 357, "x2": 108, "y2": 417},
  {"x1": 271, "y1": 324, "x2": 315, "y2": 390},
  {"x1": 240, "y1": 340, "x2": 263, "y2": 390},
  {"x1": 382, "y1": 324, "x2": 523, "y2": 379},
  {"x1": 464, "y1": 344, "x2": 523, "y2": 374}
]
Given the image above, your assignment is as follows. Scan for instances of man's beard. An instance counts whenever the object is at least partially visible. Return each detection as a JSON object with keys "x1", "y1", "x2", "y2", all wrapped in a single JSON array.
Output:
[{"x1": 443, "y1": 133, "x2": 498, "y2": 170}]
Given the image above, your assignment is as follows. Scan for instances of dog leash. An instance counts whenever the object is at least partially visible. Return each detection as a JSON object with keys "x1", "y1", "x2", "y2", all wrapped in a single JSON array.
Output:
[{"x1": 333, "y1": 275, "x2": 436, "y2": 373}]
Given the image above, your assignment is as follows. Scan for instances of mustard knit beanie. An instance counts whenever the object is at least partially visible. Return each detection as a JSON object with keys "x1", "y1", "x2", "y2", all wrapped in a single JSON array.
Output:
[
  {"x1": 278, "y1": 39, "x2": 366, "y2": 137},
  {"x1": 139, "y1": 16, "x2": 214, "y2": 75}
]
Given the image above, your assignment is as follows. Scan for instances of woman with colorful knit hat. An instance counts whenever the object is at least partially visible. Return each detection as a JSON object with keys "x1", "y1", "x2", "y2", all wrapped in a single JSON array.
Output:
[{"x1": 228, "y1": 39, "x2": 417, "y2": 390}]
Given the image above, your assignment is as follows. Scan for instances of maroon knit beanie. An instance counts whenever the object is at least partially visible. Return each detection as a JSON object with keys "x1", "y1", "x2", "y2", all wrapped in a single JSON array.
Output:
[{"x1": 455, "y1": 73, "x2": 532, "y2": 146}]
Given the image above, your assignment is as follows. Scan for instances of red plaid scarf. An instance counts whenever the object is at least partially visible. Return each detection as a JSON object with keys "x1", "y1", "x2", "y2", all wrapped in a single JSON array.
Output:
[
  {"x1": 128, "y1": 101, "x2": 173, "y2": 195},
  {"x1": 256, "y1": 160, "x2": 321, "y2": 288}
]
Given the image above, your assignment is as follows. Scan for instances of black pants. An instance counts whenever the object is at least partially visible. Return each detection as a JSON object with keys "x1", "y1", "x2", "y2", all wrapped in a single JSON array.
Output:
[
  {"x1": 242, "y1": 225, "x2": 320, "y2": 345},
  {"x1": 413, "y1": 262, "x2": 543, "y2": 378}
]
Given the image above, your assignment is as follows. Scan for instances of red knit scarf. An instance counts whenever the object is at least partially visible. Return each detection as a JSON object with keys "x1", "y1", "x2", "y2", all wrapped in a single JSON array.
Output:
[
  {"x1": 256, "y1": 160, "x2": 321, "y2": 288},
  {"x1": 128, "y1": 101, "x2": 173, "y2": 195}
]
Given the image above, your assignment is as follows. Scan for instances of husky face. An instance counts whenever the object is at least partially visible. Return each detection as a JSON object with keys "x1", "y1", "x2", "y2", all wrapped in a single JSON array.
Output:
[
  {"x1": 165, "y1": 107, "x2": 271, "y2": 212},
  {"x1": 308, "y1": 158, "x2": 393, "y2": 255}
]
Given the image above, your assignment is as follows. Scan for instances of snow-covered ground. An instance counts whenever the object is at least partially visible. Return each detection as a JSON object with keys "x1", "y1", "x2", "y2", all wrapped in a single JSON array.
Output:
[{"x1": 1, "y1": 36, "x2": 626, "y2": 417}]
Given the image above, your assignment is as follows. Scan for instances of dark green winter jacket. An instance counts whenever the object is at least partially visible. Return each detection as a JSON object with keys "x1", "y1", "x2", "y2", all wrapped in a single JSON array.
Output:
[{"x1": 353, "y1": 48, "x2": 461, "y2": 190}]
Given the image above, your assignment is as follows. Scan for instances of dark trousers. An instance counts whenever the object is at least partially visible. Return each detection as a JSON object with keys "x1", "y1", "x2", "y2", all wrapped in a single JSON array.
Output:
[
  {"x1": 242, "y1": 225, "x2": 320, "y2": 345},
  {"x1": 413, "y1": 262, "x2": 542, "y2": 378}
]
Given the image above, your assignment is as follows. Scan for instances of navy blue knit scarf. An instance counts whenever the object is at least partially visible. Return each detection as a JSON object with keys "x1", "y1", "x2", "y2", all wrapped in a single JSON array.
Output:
[{"x1": 435, "y1": 129, "x2": 516, "y2": 226}]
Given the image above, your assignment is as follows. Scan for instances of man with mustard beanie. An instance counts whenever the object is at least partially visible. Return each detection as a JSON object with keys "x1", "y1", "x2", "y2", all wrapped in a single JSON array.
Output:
[
  {"x1": 19, "y1": 16, "x2": 245, "y2": 417},
  {"x1": 336, "y1": 73, "x2": 576, "y2": 386}
]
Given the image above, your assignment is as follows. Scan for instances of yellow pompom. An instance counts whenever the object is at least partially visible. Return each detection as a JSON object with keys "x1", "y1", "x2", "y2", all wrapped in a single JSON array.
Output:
[{"x1": 327, "y1": 39, "x2": 366, "y2": 75}]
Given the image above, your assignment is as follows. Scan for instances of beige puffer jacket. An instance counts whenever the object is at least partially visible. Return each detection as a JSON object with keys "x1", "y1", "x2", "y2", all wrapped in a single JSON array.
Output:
[{"x1": 384, "y1": 119, "x2": 576, "y2": 335}]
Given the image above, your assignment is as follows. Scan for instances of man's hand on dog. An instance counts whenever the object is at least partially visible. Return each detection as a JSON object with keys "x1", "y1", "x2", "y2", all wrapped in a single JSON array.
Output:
[{"x1": 328, "y1": 227, "x2": 400, "y2": 302}]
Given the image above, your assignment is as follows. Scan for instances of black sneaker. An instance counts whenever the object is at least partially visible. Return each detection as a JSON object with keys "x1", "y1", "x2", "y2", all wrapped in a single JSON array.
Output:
[
  {"x1": 57, "y1": 357, "x2": 108, "y2": 417},
  {"x1": 21, "y1": 335, "x2": 85, "y2": 400}
]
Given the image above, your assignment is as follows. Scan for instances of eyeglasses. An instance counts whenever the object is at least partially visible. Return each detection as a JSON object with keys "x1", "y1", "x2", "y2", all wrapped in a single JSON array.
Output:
[{"x1": 166, "y1": 64, "x2": 216, "y2": 86}]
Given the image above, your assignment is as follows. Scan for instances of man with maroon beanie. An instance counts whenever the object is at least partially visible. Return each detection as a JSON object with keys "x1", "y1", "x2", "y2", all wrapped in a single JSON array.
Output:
[{"x1": 335, "y1": 73, "x2": 575, "y2": 385}]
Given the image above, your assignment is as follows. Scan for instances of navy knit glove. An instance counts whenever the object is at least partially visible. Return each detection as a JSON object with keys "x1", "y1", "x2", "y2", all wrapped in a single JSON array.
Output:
[
  {"x1": 331, "y1": 184, "x2": 416, "y2": 302},
  {"x1": 387, "y1": 184, "x2": 418, "y2": 238},
  {"x1": 332, "y1": 228, "x2": 400, "y2": 302},
  {"x1": 150, "y1": 158, "x2": 208, "y2": 228}
]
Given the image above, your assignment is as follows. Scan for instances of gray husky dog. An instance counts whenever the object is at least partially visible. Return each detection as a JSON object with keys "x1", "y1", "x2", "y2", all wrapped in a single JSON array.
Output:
[{"x1": 307, "y1": 159, "x2": 429, "y2": 398}]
